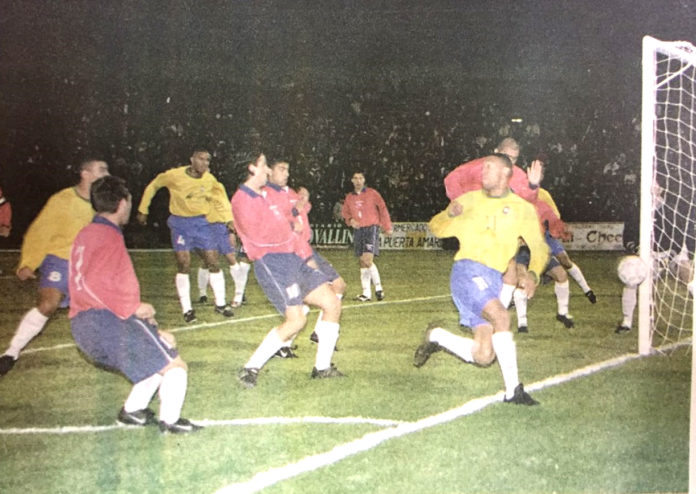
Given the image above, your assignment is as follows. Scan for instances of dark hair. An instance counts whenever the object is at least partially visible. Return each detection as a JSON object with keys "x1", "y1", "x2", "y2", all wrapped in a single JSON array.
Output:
[
  {"x1": 90, "y1": 176, "x2": 130, "y2": 213},
  {"x1": 78, "y1": 157, "x2": 106, "y2": 172},
  {"x1": 492, "y1": 153, "x2": 513, "y2": 168},
  {"x1": 191, "y1": 146, "x2": 210, "y2": 155},
  {"x1": 269, "y1": 158, "x2": 288, "y2": 169}
]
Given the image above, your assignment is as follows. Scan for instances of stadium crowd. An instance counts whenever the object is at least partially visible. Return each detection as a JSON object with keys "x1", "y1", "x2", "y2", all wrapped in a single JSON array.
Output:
[{"x1": 1, "y1": 70, "x2": 640, "y2": 247}]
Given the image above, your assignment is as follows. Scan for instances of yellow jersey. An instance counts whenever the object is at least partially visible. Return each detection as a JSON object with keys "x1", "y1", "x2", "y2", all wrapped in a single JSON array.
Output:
[
  {"x1": 429, "y1": 189, "x2": 549, "y2": 277},
  {"x1": 18, "y1": 187, "x2": 94, "y2": 271},
  {"x1": 206, "y1": 181, "x2": 233, "y2": 224},
  {"x1": 137, "y1": 166, "x2": 220, "y2": 217},
  {"x1": 537, "y1": 188, "x2": 561, "y2": 219}
]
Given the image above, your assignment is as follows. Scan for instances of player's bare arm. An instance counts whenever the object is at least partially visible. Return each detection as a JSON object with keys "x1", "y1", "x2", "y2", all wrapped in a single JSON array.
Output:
[{"x1": 16, "y1": 266, "x2": 36, "y2": 281}]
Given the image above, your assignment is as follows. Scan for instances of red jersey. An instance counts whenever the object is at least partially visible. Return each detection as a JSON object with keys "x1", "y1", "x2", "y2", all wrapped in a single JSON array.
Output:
[
  {"x1": 69, "y1": 217, "x2": 140, "y2": 320},
  {"x1": 342, "y1": 187, "x2": 392, "y2": 231},
  {"x1": 444, "y1": 157, "x2": 566, "y2": 238},
  {"x1": 231, "y1": 185, "x2": 312, "y2": 261},
  {"x1": 263, "y1": 183, "x2": 313, "y2": 247},
  {"x1": 444, "y1": 157, "x2": 539, "y2": 203},
  {"x1": 0, "y1": 195, "x2": 11, "y2": 229}
]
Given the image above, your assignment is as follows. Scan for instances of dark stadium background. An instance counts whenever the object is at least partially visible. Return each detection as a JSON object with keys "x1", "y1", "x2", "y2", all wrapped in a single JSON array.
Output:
[{"x1": 1, "y1": 0, "x2": 694, "y2": 248}]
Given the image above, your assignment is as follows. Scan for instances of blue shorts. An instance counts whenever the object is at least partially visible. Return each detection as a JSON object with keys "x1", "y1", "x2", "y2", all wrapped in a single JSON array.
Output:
[
  {"x1": 450, "y1": 259, "x2": 502, "y2": 329},
  {"x1": 353, "y1": 225, "x2": 380, "y2": 257},
  {"x1": 312, "y1": 249, "x2": 340, "y2": 282},
  {"x1": 167, "y1": 215, "x2": 216, "y2": 252},
  {"x1": 71, "y1": 309, "x2": 179, "y2": 383},
  {"x1": 39, "y1": 255, "x2": 70, "y2": 308},
  {"x1": 544, "y1": 255, "x2": 562, "y2": 274},
  {"x1": 254, "y1": 253, "x2": 332, "y2": 314},
  {"x1": 545, "y1": 230, "x2": 566, "y2": 256},
  {"x1": 209, "y1": 222, "x2": 235, "y2": 256}
]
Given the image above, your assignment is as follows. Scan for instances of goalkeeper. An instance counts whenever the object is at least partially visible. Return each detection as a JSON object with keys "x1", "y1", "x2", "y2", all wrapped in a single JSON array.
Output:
[{"x1": 414, "y1": 153, "x2": 549, "y2": 405}]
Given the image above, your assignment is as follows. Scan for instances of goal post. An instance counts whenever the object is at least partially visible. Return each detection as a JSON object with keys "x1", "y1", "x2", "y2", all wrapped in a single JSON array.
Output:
[{"x1": 641, "y1": 35, "x2": 696, "y2": 494}]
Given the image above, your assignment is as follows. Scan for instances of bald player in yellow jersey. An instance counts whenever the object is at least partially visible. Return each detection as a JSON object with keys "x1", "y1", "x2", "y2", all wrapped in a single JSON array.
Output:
[
  {"x1": 196, "y1": 181, "x2": 251, "y2": 309},
  {"x1": 414, "y1": 153, "x2": 549, "y2": 405},
  {"x1": 137, "y1": 148, "x2": 234, "y2": 323},
  {"x1": 0, "y1": 158, "x2": 109, "y2": 376}
]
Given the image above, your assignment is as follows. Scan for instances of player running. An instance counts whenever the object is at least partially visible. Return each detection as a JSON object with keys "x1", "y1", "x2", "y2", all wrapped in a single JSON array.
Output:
[
  {"x1": 414, "y1": 154, "x2": 549, "y2": 405},
  {"x1": 137, "y1": 148, "x2": 234, "y2": 323},
  {"x1": 0, "y1": 158, "x2": 109, "y2": 376}
]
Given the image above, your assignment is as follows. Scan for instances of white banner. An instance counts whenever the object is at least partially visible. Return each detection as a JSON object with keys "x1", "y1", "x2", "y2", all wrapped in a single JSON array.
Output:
[
  {"x1": 560, "y1": 222, "x2": 625, "y2": 251},
  {"x1": 312, "y1": 222, "x2": 625, "y2": 251}
]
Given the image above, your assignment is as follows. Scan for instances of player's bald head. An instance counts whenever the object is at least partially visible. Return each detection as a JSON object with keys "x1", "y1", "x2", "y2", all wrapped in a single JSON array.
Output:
[{"x1": 495, "y1": 137, "x2": 520, "y2": 164}]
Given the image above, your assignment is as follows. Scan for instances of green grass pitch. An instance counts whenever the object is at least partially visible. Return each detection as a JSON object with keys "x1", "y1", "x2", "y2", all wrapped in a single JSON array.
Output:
[{"x1": 0, "y1": 249, "x2": 690, "y2": 493}]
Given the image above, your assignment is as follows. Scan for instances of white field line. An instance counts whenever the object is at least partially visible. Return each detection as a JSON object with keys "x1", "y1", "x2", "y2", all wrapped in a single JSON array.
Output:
[
  {"x1": 0, "y1": 416, "x2": 406, "y2": 436},
  {"x1": 17, "y1": 294, "x2": 452, "y2": 355},
  {"x1": 213, "y1": 338, "x2": 693, "y2": 494}
]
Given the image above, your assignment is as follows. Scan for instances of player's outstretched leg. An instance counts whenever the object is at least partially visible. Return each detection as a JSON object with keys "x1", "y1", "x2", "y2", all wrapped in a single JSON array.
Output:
[{"x1": 413, "y1": 322, "x2": 443, "y2": 368}]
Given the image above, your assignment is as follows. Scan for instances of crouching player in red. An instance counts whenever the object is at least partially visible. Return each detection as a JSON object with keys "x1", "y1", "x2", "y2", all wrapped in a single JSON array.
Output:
[{"x1": 69, "y1": 176, "x2": 201, "y2": 433}]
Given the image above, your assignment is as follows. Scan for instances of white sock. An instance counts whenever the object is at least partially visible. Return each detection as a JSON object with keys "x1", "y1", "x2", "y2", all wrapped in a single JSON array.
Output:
[
  {"x1": 245, "y1": 328, "x2": 284, "y2": 369},
  {"x1": 554, "y1": 280, "x2": 570, "y2": 315},
  {"x1": 513, "y1": 289, "x2": 528, "y2": 327},
  {"x1": 369, "y1": 263, "x2": 383, "y2": 292},
  {"x1": 197, "y1": 268, "x2": 209, "y2": 298},
  {"x1": 314, "y1": 320, "x2": 339, "y2": 370},
  {"x1": 209, "y1": 270, "x2": 226, "y2": 306},
  {"x1": 175, "y1": 273, "x2": 192, "y2": 313},
  {"x1": 429, "y1": 327, "x2": 474, "y2": 363},
  {"x1": 567, "y1": 263, "x2": 591, "y2": 293},
  {"x1": 230, "y1": 262, "x2": 250, "y2": 304},
  {"x1": 5, "y1": 308, "x2": 49, "y2": 358},
  {"x1": 499, "y1": 283, "x2": 515, "y2": 309},
  {"x1": 491, "y1": 331, "x2": 519, "y2": 399},
  {"x1": 124, "y1": 373, "x2": 163, "y2": 412},
  {"x1": 622, "y1": 286, "x2": 637, "y2": 327},
  {"x1": 360, "y1": 268, "x2": 371, "y2": 298},
  {"x1": 158, "y1": 367, "x2": 188, "y2": 425}
]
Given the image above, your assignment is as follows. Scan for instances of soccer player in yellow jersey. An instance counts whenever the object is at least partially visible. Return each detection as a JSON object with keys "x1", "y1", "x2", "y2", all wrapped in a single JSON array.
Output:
[
  {"x1": 196, "y1": 181, "x2": 251, "y2": 309},
  {"x1": 414, "y1": 153, "x2": 549, "y2": 405},
  {"x1": 512, "y1": 158, "x2": 596, "y2": 332},
  {"x1": 137, "y1": 148, "x2": 234, "y2": 323},
  {"x1": 0, "y1": 158, "x2": 109, "y2": 376}
]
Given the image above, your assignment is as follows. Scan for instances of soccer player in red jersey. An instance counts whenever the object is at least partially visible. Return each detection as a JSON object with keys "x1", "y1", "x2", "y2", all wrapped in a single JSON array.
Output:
[
  {"x1": 70, "y1": 176, "x2": 200, "y2": 433},
  {"x1": 231, "y1": 154, "x2": 344, "y2": 387},
  {"x1": 341, "y1": 171, "x2": 392, "y2": 302}
]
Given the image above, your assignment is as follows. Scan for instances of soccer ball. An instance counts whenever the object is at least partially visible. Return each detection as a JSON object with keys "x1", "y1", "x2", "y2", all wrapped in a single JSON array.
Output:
[{"x1": 617, "y1": 255, "x2": 648, "y2": 287}]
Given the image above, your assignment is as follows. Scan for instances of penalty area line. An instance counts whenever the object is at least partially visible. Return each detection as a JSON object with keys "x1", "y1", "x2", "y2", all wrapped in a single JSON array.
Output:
[
  {"x1": 0, "y1": 416, "x2": 405, "y2": 436},
  {"x1": 212, "y1": 339, "x2": 692, "y2": 494},
  {"x1": 17, "y1": 294, "x2": 451, "y2": 355}
]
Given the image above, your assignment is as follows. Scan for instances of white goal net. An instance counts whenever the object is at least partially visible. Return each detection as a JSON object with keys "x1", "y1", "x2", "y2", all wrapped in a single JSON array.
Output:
[
  {"x1": 640, "y1": 36, "x2": 695, "y2": 355},
  {"x1": 640, "y1": 36, "x2": 696, "y2": 494}
]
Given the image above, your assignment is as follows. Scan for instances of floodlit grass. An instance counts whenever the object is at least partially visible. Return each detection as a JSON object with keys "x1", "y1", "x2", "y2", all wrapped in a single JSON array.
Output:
[{"x1": 0, "y1": 249, "x2": 690, "y2": 493}]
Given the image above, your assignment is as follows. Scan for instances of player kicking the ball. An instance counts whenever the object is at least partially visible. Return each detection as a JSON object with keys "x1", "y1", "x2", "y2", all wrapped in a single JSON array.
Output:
[
  {"x1": 231, "y1": 153, "x2": 344, "y2": 387},
  {"x1": 414, "y1": 154, "x2": 549, "y2": 405}
]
